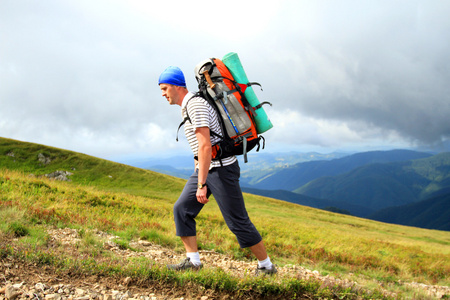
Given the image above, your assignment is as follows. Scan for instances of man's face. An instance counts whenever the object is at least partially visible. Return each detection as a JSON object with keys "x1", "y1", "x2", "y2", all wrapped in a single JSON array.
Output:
[{"x1": 160, "y1": 83, "x2": 179, "y2": 105}]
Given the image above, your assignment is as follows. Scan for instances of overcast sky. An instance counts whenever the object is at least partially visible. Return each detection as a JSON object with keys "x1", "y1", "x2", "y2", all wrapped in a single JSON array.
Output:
[{"x1": 1, "y1": 0, "x2": 450, "y2": 161}]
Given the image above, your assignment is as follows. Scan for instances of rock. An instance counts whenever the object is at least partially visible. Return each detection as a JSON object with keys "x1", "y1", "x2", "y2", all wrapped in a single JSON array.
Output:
[
  {"x1": 75, "y1": 288, "x2": 85, "y2": 296},
  {"x1": 123, "y1": 277, "x2": 132, "y2": 286},
  {"x1": 45, "y1": 170, "x2": 73, "y2": 181},
  {"x1": 45, "y1": 294, "x2": 62, "y2": 300},
  {"x1": 11, "y1": 284, "x2": 23, "y2": 290},
  {"x1": 5, "y1": 285, "x2": 21, "y2": 300},
  {"x1": 104, "y1": 241, "x2": 118, "y2": 250},
  {"x1": 102, "y1": 294, "x2": 113, "y2": 300},
  {"x1": 138, "y1": 240, "x2": 152, "y2": 247},
  {"x1": 123, "y1": 290, "x2": 133, "y2": 299},
  {"x1": 36, "y1": 283, "x2": 48, "y2": 291},
  {"x1": 38, "y1": 153, "x2": 51, "y2": 165}
]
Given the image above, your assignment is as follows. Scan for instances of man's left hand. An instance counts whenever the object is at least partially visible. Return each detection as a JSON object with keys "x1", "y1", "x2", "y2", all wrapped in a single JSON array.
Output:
[{"x1": 196, "y1": 187, "x2": 209, "y2": 204}]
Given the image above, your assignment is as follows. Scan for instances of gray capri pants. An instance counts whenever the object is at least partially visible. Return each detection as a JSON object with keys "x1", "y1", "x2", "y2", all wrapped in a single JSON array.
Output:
[{"x1": 173, "y1": 161, "x2": 262, "y2": 248}]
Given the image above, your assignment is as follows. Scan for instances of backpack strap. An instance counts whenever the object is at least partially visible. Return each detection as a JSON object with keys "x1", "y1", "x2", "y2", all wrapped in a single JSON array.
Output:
[
  {"x1": 176, "y1": 115, "x2": 190, "y2": 142},
  {"x1": 176, "y1": 93, "x2": 197, "y2": 141},
  {"x1": 242, "y1": 136, "x2": 248, "y2": 163},
  {"x1": 175, "y1": 93, "x2": 224, "y2": 145},
  {"x1": 254, "y1": 101, "x2": 272, "y2": 111}
]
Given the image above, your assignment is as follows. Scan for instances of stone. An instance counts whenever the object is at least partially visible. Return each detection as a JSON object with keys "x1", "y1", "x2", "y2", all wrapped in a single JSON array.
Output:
[
  {"x1": 45, "y1": 294, "x2": 62, "y2": 300},
  {"x1": 5, "y1": 285, "x2": 21, "y2": 300},
  {"x1": 123, "y1": 277, "x2": 132, "y2": 285},
  {"x1": 38, "y1": 153, "x2": 51, "y2": 165},
  {"x1": 35, "y1": 283, "x2": 48, "y2": 291},
  {"x1": 45, "y1": 170, "x2": 73, "y2": 181},
  {"x1": 75, "y1": 288, "x2": 85, "y2": 296},
  {"x1": 11, "y1": 284, "x2": 23, "y2": 289},
  {"x1": 103, "y1": 294, "x2": 113, "y2": 300},
  {"x1": 138, "y1": 240, "x2": 152, "y2": 247}
]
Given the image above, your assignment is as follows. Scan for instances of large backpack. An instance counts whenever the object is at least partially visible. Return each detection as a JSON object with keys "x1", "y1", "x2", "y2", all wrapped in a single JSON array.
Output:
[{"x1": 190, "y1": 57, "x2": 269, "y2": 163}]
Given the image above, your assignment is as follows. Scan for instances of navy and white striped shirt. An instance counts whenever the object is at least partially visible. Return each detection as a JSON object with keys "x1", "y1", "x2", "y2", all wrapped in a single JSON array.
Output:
[{"x1": 181, "y1": 92, "x2": 237, "y2": 169}]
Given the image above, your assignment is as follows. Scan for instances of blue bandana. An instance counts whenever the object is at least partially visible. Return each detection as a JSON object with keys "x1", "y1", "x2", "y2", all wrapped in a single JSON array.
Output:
[{"x1": 158, "y1": 66, "x2": 186, "y2": 87}]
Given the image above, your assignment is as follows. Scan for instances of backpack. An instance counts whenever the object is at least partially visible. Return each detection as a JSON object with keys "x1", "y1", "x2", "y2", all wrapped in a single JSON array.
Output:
[{"x1": 189, "y1": 57, "x2": 269, "y2": 163}]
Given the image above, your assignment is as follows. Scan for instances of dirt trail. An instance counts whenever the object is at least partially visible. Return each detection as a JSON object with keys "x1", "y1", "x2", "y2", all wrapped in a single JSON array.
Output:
[{"x1": 1, "y1": 228, "x2": 449, "y2": 299}]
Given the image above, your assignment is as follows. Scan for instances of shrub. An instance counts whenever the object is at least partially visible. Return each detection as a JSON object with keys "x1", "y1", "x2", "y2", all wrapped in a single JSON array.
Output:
[{"x1": 8, "y1": 221, "x2": 29, "y2": 237}]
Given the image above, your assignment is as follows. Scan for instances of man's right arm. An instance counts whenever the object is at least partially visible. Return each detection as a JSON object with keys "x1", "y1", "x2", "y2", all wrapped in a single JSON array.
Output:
[{"x1": 195, "y1": 126, "x2": 211, "y2": 204}]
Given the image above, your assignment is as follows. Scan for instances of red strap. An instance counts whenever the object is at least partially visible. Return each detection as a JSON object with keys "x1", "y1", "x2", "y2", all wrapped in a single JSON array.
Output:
[{"x1": 237, "y1": 83, "x2": 248, "y2": 93}]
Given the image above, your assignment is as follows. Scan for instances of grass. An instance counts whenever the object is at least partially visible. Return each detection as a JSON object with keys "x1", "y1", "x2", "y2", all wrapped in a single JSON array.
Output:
[
  {"x1": 0, "y1": 236, "x2": 384, "y2": 300},
  {"x1": 1, "y1": 137, "x2": 450, "y2": 299}
]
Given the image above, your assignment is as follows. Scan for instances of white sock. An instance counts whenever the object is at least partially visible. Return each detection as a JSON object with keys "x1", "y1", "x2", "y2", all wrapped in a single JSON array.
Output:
[
  {"x1": 258, "y1": 256, "x2": 273, "y2": 269},
  {"x1": 186, "y1": 252, "x2": 201, "y2": 266}
]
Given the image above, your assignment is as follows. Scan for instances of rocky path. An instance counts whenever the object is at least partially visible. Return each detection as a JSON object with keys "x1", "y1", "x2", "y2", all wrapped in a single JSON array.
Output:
[{"x1": 1, "y1": 228, "x2": 449, "y2": 299}]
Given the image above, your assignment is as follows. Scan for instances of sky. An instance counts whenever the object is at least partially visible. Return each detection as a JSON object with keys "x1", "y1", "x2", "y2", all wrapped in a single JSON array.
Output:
[{"x1": 1, "y1": 0, "x2": 450, "y2": 162}]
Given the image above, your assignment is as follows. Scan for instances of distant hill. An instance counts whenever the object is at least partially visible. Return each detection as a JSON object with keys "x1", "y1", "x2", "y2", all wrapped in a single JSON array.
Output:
[
  {"x1": 120, "y1": 151, "x2": 351, "y2": 185},
  {"x1": 295, "y1": 162, "x2": 426, "y2": 210},
  {"x1": 149, "y1": 165, "x2": 192, "y2": 179},
  {"x1": 249, "y1": 150, "x2": 432, "y2": 191},
  {"x1": 368, "y1": 192, "x2": 450, "y2": 231},
  {"x1": 242, "y1": 187, "x2": 375, "y2": 217},
  {"x1": 123, "y1": 155, "x2": 194, "y2": 170},
  {"x1": 296, "y1": 153, "x2": 450, "y2": 211}
]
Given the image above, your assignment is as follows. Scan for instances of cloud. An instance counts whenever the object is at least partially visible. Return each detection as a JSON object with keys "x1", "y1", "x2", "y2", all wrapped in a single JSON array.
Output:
[
  {"x1": 266, "y1": 109, "x2": 410, "y2": 153},
  {"x1": 257, "y1": 1, "x2": 450, "y2": 149},
  {"x1": 1, "y1": 0, "x2": 450, "y2": 160}
]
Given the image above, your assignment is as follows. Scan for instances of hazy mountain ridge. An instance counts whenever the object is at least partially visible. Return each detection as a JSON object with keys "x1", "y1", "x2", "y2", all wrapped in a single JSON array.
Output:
[
  {"x1": 241, "y1": 187, "x2": 375, "y2": 217},
  {"x1": 128, "y1": 151, "x2": 350, "y2": 182},
  {"x1": 368, "y1": 192, "x2": 450, "y2": 231},
  {"x1": 249, "y1": 150, "x2": 433, "y2": 191},
  {"x1": 296, "y1": 153, "x2": 450, "y2": 210}
]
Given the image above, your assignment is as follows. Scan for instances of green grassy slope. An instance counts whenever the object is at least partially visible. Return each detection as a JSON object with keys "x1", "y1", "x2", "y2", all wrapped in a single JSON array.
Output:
[
  {"x1": 1, "y1": 137, "x2": 450, "y2": 299},
  {"x1": 0, "y1": 137, "x2": 186, "y2": 199}
]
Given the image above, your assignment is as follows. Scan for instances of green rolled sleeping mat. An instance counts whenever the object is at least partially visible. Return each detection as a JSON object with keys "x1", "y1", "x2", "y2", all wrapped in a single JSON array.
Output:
[{"x1": 222, "y1": 52, "x2": 273, "y2": 134}]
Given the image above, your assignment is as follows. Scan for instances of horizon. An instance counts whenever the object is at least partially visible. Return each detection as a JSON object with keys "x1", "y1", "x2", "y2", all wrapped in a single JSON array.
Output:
[{"x1": 1, "y1": 135, "x2": 447, "y2": 165}]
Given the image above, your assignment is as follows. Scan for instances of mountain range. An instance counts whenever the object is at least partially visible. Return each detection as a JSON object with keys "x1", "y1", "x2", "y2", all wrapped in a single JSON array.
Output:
[
  {"x1": 130, "y1": 149, "x2": 450, "y2": 231},
  {"x1": 246, "y1": 150, "x2": 433, "y2": 191}
]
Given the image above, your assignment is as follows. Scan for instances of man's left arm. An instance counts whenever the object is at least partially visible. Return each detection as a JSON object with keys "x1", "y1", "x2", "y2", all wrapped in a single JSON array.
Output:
[{"x1": 195, "y1": 127, "x2": 211, "y2": 204}]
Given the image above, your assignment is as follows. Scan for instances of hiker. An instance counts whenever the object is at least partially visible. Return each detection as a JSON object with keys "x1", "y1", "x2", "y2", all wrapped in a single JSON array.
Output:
[{"x1": 158, "y1": 66, "x2": 276, "y2": 275}]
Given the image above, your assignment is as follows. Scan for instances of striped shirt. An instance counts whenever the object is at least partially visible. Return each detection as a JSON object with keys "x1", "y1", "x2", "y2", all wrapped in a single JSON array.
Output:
[{"x1": 181, "y1": 92, "x2": 237, "y2": 169}]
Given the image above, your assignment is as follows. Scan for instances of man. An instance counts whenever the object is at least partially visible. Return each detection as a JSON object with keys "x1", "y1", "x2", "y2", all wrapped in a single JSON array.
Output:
[{"x1": 158, "y1": 66, "x2": 276, "y2": 275}]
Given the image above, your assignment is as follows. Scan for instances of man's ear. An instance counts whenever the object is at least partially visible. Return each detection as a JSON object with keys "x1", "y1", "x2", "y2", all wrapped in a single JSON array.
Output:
[{"x1": 174, "y1": 85, "x2": 186, "y2": 90}]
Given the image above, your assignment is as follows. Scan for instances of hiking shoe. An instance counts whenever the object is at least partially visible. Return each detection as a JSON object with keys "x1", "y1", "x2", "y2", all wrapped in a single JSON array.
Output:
[
  {"x1": 167, "y1": 257, "x2": 202, "y2": 271},
  {"x1": 255, "y1": 264, "x2": 277, "y2": 276}
]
